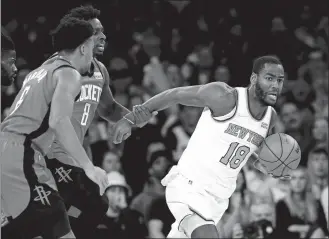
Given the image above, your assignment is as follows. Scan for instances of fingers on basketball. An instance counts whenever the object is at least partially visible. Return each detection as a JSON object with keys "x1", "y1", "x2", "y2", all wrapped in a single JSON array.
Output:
[{"x1": 258, "y1": 133, "x2": 301, "y2": 177}]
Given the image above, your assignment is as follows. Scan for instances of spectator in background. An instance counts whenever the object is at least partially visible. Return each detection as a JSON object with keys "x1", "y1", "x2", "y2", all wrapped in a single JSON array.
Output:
[
  {"x1": 148, "y1": 196, "x2": 175, "y2": 238},
  {"x1": 101, "y1": 151, "x2": 122, "y2": 173},
  {"x1": 312, "y1": 117, "x2": 328, "y2": 149},
  {"x1": 275, "y1": 166, "x2": 327, "y2": 239},
  {"x1": 307, "y1": 146, "x2": 328, "y2": 199},
  {"x1": 163, "y1": 105, "x2": 202, "y2": 162},
  {"x1": 89, "y1": 172, "x2": 147, "y2": 239},
  {"x1": 217, "y1": 170, "x2": 251, "y2": 237},
  {"x1": 130, "y1": 150, "x2": 172, "y2": 221},
  {"x1": 212, "y1": 64, "x2": 231, "y2": 84},
  {"x1": 231, "y1": 194, "x2": 279, "y2": 239},
  {"x1": 279, "y1": 101, "x2": 313, "y2": 163}
]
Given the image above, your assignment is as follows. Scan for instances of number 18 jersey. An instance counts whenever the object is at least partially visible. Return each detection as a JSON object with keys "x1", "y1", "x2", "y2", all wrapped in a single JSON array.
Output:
[
  {"x1": 47, "y1": 58, "x2": 105, "y2": 161},
  {"x1": 177, "y1": 87, "x2": 272, "y2": 199}
]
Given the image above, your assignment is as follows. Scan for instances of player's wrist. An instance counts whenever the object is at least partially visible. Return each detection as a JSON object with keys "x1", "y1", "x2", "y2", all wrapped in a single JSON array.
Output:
[{"x1": 123, "y1": 113, "x2": 136, "y2": 126}]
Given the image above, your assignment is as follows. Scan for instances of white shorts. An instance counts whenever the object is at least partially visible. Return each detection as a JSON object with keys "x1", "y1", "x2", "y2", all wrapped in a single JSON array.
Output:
[{"x1": 162, "y1": 166, "x2": 229, "y2": 234}]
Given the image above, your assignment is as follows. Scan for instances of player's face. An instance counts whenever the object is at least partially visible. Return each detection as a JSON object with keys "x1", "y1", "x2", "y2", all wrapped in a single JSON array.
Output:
[
  {"x1": 1, "y1": 50, "x2": 17, "y2": 86},
  {"x1": 88, "y1": 18, "x2": 106, "y2": 56},
  {"x1": 254, "y1": 63, "x2": 284, "y2": 106},
  {"x1": 289, "y1": 169, "x2": 307, "y2": 193}
]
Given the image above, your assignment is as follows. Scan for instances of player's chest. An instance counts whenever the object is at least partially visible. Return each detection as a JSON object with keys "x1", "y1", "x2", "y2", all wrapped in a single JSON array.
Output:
[
  {"x1": 221, "y1": 119, "x2": 269, "y2": 148},
  {"x1": 75, "y1": 72, "x2": 104, "y2": 104}
]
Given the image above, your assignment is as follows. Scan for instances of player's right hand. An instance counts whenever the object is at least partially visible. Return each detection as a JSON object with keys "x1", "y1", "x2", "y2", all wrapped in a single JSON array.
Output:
[{"x1": 84, "y1": 166, "x2": 109, "y2": 195}]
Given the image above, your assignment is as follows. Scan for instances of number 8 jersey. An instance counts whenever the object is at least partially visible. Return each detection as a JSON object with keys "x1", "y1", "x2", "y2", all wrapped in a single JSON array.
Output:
[
  {"x1": 47, "y1": 57, "x2": 105, "y2": 161},
  {"x1": 176, "y1": 87, "x2": 273, "y2": 199}
]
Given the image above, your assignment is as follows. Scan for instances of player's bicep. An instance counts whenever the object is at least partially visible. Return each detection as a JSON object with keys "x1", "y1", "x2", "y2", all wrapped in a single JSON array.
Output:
[{"x1": 49, "y1": 68, "x2": 81, "y2": 128}]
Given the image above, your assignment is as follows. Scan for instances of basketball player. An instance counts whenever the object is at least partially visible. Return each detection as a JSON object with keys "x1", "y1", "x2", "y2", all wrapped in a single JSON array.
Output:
[
  {"x1": 117, "y1": 55, "x2": 285, "y2": 238},
  {"x1": 0, "y1": 17, "x2": 109, "y2": 238},
  {"x1": 1, "y1": 30, "x2": 17, "y2": 86},
  {"x1": 42, "y1": 5, "x2": 153, "y2": 235}
]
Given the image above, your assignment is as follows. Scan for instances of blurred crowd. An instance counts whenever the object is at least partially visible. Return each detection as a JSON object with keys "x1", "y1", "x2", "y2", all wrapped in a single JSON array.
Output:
[{"x1": 1, "y1": 0, "x2": 328, "y2": 238}]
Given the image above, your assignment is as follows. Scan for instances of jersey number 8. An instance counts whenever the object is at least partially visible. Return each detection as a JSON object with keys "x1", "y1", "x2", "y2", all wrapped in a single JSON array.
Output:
[
  {"x1": 81, "y1": 103, "x2": 91, "y2": 126},
  {"x1": 220, "y1": 142, "x2": 250, "y2": 169}
]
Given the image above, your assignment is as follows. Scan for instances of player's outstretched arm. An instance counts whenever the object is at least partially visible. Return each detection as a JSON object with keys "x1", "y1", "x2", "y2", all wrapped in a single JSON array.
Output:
[
  {"x1": 49, "y1": 67, "x2": 95, "y2": 171},
  {"x1": 142, "y1": 82, "x2": 235, "y2": 114}
]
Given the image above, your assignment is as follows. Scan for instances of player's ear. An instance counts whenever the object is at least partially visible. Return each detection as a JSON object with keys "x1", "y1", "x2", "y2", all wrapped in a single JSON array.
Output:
[
  {"x1": 80, "y1": 44, "x2": 86, "y2": 56},
  {"x1": 250, "y1": 73, "x2": 257, "y2": 85}
]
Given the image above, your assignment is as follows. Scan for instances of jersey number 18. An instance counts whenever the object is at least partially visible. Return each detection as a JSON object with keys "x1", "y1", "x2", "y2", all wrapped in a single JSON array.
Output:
[{"x1": 220, "y1": 142, "x2": 250, "y2": 169}]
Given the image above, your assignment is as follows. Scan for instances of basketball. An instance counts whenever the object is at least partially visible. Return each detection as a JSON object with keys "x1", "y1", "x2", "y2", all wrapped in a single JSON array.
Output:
[{"x1": 258, "y1": 133, "x2": 301, "y2": 177}]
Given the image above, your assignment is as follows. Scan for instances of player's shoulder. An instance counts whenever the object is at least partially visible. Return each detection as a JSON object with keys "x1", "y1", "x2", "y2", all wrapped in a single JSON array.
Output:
[
  {"x1": 93, "y1": 57, "x2": 107, "y2": 71},
  {"x1": 201, "y1": 82, "x2": 236, "y2": 104},
  {"x1": 53, "y1": 66, "x2": 80, "y2": 84},
  {"x1": 202, "y1": 82, "x2": 235, "y2": 97}
]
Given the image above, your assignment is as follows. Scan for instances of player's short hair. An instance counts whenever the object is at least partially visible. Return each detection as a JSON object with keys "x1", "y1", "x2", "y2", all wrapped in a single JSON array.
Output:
[
  {"x1": 1, "y1": 31, "x2": 15, "y2": 52},
  {"x1": 252, "y1": 55, "x2": 283, "y2": 74},
  {"x1": 50, "y1": 17, "x2": 94, "y2": 52},
  {"x1": 63, "y1": 5, "x2": 101, "y2": 22}
]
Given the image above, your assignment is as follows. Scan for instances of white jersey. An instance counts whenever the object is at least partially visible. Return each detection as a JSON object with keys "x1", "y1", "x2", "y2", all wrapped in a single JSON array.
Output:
[{"x1": 177, "y1": 87, "x2": 272, "y2": 199}]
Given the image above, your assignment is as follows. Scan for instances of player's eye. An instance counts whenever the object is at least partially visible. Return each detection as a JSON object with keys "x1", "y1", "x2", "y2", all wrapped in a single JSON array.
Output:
[{"x1": 266, "y1": 77, "x2": 273, "y2": 81}]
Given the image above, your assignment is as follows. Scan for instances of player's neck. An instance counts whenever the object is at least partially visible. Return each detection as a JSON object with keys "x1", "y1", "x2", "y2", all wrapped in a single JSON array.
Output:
[
  {"x1": 247, "y1": 87, "x2": 267, "y2": 120},
  {"x1": 57, "y1": 53, "x2": 83, "y2": 73}
]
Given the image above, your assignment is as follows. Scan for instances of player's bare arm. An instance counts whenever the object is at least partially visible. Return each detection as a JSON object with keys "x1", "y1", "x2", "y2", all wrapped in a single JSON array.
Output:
[
  {"x1": 49, "y1": 67, "x2": 95, "y2": 171},
  {"x1": 96, "y1": 60, "x2": 152, "y2": 126},
  {"x1": 140, "y1": 82, "x2": 236, "y2": 117},
  {"x1": 96, "y1": 61, "x2": 130, "y2": 121}
]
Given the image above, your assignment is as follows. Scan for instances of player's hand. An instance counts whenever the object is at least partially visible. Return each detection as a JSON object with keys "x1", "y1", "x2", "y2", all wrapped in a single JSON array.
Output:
[
  {"x1": 110, "y1": 118, "x2": 132, "y2": 144},
  {"x1": 232, "y1": 223, "x2": 244, "y2": 238},
  {"x1": 84, "y1": 166, "x2": 109, "y2": 195},
  {"x1": 133, "y1": 104, "x2": 158, "y2": 128}
]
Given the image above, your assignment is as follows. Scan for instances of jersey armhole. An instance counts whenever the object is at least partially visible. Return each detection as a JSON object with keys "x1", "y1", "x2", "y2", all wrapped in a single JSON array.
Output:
[{"x1": 266, "y1": 107, "x2": 276, "y2": 137}]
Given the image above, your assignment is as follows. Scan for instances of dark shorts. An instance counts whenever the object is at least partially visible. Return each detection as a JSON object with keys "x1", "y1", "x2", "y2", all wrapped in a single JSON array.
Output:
[
  {"x1": 0, "y1": 132, "x2": 71, "y2": 239},
  {"x1": 45, "y1": 156, "x2": 108, "y2": 218}
]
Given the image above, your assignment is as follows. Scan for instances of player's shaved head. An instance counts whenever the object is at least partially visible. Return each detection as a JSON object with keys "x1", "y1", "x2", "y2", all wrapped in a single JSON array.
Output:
[
  {"x1": 252, "y1": 55, "x2": 283, "y2": 75},
  {"x1": 1, "y1": 31, "x2": 15, "y2": 52},
  {"x1": 51, "y1": 17, "x2": 94, "y2": 52}
]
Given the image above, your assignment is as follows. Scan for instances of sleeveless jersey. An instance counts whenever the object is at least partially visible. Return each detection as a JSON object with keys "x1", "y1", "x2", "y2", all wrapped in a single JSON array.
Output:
[
  {"x1": 0, "y1": 60, "x2": 73, "y2": 155},
  {"x1": 177, "y1": 87, "x2": 272, "y2": 199},
  {"x1": 47, "y1": 58, "x2": 105, "y2": 160}
]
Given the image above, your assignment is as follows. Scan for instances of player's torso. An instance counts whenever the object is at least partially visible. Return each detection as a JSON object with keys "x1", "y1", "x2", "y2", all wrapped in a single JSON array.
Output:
[
  {"x1": 0, "y1": 60, "x2": 71, "y2": 154},
  {"x1": 177, "y1": 87, "x2": 272, "y2": 199},
  {"x1": 48, "y1": 58, "x2": 105, "y2": 159}
]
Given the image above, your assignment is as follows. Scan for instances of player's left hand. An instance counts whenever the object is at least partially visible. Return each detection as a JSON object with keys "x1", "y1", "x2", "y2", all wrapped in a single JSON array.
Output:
[
  {"x1": 110, "y1": 118, "x2": 132, "y2": 144},
  {"x1": 133, "y1": 104, "x2": 158, "y2": 128}
]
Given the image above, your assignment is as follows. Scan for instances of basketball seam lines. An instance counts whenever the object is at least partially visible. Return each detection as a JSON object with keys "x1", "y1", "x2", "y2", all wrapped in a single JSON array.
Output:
[
  {"x1": 278, "y1": 133, "x2": 284, "y2": 159},
  {"x1": 269, "y1": 139, "x2": 296, "y2": 174},
  {"x1": 263, "y1": 140, "x2": 294, "y2": 172}
]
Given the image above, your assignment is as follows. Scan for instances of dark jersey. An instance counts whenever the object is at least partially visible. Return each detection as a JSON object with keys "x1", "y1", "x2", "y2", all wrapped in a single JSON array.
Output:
[
  {"x1": 1, "y1": 59, "x2": 73, "y2": 154},
  {"x1": 46, "y1": 56, "x2": 106, "y2": 160}
]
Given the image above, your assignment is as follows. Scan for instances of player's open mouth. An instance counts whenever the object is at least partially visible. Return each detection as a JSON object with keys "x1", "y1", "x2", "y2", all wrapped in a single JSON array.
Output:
[
  {"x1": 97, "y1": 44, "x2": 105, "y2": 51},
  {"x1": 268, "y1": 93, "x2": 277, "y2": 101}
]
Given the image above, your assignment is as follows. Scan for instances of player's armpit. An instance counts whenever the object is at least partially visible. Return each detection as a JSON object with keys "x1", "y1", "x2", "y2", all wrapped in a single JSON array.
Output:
[{"x1": 49, "y1": 68, "x2": 94, "y2": 171}]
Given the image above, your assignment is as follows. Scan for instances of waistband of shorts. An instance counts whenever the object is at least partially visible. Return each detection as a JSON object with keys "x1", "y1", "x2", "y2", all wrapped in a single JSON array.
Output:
[{"x1": 0, "y1": 132, "x2": 27, "y2": 144}]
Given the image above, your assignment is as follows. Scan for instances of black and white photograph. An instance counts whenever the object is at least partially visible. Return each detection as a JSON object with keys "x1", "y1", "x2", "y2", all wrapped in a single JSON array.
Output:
[{"x1": 1, "y1": 0, "x2": 328, "y2": 238}]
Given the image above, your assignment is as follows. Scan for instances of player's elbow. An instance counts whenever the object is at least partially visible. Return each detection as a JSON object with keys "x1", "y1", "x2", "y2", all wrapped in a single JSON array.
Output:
[{"x1": 48, "y1": 115, "x2": 69, "y2": 132}]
